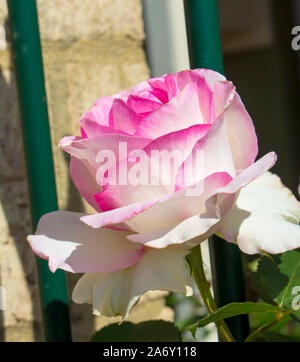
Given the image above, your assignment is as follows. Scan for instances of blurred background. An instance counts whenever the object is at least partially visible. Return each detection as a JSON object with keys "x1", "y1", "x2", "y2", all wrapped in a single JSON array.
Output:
[{"x1": 0, "y1": 0, "x2": 299, "y2": 341}]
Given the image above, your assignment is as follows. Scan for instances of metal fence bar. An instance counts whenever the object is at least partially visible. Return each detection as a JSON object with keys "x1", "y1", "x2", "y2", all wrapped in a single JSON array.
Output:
[
  {"x1": 184, "y1": 0, "x2": 250, "y2": 341},
  {"x1": 7, "y1": 0, "x2": 72, "y2": 341}
]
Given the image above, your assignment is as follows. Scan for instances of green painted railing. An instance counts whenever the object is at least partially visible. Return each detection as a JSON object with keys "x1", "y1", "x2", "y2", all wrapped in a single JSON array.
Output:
[
  {"x1": 184, "y1": 0, "x2": 250, "y2": 341},
  {"x1": 7, "y1": 0, "x2": 72, "y2": 341}
]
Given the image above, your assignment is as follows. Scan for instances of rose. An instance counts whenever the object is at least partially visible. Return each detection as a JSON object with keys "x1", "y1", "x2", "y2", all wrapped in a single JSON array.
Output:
[{"x1": 28, "y1": 69, "x2": 300, "y2": 318}]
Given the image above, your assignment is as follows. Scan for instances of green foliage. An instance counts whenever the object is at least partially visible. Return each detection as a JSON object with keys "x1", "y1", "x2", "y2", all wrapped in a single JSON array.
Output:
[
  {"x1": 252, "y1": 249, "x2": 300, "y2": 316},
  {"x1": 187, "y1": 302, "x2": 281, "y2": 336},
  {"x1": 252, "y1": 331, "x2": 299, "y2": 342},
  {"x1": 90, "y1": 320, "x2": 182, "y2": 342},
  {"x1": 243, "y1": 249, "x2": 300, "y2": 341},
  {"x1": 185, "y1": 249, "x2": 300, "y2": 341}
]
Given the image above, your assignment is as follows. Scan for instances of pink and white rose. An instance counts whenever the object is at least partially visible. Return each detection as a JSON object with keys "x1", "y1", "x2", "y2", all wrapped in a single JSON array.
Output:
[{"x1": 28, "y1": 69, "x2": 300, "y2": 318}]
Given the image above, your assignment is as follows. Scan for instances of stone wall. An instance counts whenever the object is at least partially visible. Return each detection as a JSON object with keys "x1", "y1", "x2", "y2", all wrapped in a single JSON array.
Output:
[{"x1": 0, "y1": 0, "x2": 172, "y2": 341}]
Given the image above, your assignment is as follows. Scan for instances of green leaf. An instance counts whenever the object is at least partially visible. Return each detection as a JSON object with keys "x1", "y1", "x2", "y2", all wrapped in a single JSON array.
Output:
[
  {"x1": 252, "y1": 249, "x2": 300, "y2": 314},
  {"x1": 90, "y1": 320, "x2": 182, "y2": 342},
  {"x1": 250, "y1": 307, "x2": 292, "y2": 332},
  {"x1": 276, "y1": 251, "x2": 300, "y2": 309},
  {"x1": 187, "y1": 302, "x2": 281, "y2": 335},
  {"x1": 255, "y1": 331, "x2": 299, "y2": 342}
]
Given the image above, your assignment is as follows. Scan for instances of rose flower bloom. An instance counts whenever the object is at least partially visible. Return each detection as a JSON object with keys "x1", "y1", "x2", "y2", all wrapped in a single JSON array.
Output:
[{"x1": 28, "y1": 69, "x2": 300, "y2": 318}]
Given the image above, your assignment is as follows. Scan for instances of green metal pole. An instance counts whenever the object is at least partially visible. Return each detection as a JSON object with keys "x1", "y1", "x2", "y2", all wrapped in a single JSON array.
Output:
[
  {"x1": 7, "y1": 0, "x2": 72, "y2": 341},
  {"x1": 184, "y1": 0, "x2": 249, "y2": 341}
]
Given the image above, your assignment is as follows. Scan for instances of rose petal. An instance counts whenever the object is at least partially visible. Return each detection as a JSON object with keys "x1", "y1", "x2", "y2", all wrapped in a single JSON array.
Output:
[
  {"x1": 218, "y1": 172, "x2": 300, "y2": 255},
  {"x1": 85, "y1": 171, "x2": 232, "y2": 235},
  {"x1": 80, "y1": 198, "x2": 158, "y2": 229},
  {"x1": 60, "y1": 134, "x2": 151, "y2": 189},
  {"x1": 220, "y1": 152, "x2": 277, "y2": 194},
  {"x1": 112, "y1": 99, "x2": 142, "y2": 135},
  {"x1": 27, "y1": 211, "x2": 144, "y2": 273},
  {"x1": 70, "y1": 157, "x2": 101, "y2": 211},
  {"x1": 94, "y1": 124, "x2": 211, "y2": 211},
  {"x1": 125, "y1": 171, "x2": 232, "y2": 235},
  {"x1": 176, "y1": 115, "x2": 236, "y2": 188},
  {"x1": 72, "y1": 247, "x2": 192, "y2": 318},
  {"x1": 128, "y1": 153, "x2": 276, "y2": 248},
  {"x1": 80, "y1": 118, "x2": 130, "y2": 138},
  {"x1": 127, "y1": 95, "x2": 161, "y2": 115},
  {"x1": 225, "y1": 93, "x2": 258, "y2": 172},
  {"x1": 213, "y1": 81, "x2": 236, "y2": 117},
  {"x1": 82, "y1": 96, "x2": 114, "y2": 128},
  {"x1": 135, "y1": 79, "x2": 212, "y2": 138}
]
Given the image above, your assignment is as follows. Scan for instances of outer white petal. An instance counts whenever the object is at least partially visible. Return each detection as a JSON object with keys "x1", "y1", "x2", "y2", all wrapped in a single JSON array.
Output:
[
  {"x1": 72, "y1": 247, "x2": 193, "y2": 319},
  {"x1": 27, "y1": 211, "x2": 144, "y2": 273},
  {"x1": 217, "y1": 172, "x2": 300, "y2": 254}
]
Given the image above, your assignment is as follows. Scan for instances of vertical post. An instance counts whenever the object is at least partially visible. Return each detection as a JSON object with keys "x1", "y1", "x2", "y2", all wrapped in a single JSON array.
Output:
[
  {"x1": 7, "y1": 0, "x2": 72, "y2": 341},
  {"x1": 184, "y1": 0, "x2": 249, "y2": 341},
  {"x1": 142, "y1": 0, "x2": 190, "y2": 76}
]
